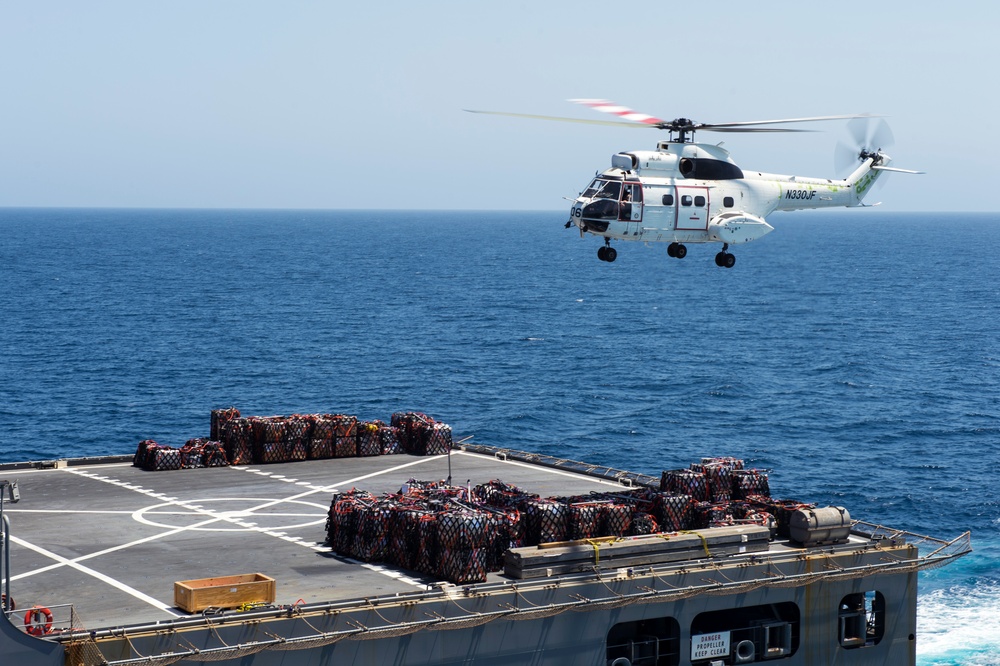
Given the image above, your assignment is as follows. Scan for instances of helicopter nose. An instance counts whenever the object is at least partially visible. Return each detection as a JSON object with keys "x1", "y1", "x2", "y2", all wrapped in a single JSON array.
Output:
[{"x1": 581, "y1": 199, "x2": 617, "y2": 221}]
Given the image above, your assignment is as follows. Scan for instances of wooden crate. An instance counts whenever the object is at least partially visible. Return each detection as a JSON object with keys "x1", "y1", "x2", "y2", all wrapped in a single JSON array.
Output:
[{"x1": 174, "y1": 573, "x2": 275, "y2": 613}]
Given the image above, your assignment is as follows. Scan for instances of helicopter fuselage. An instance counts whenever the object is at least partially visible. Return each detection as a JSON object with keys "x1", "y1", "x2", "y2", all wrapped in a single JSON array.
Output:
[{"x1": 569, "y1": 140, "x2": 885, "y2": 257}]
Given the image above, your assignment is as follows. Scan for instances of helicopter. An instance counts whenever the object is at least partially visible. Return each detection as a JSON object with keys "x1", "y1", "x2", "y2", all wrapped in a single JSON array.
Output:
[{"x1": 467, "y1": 100, "x2": 922, "y2": 267}]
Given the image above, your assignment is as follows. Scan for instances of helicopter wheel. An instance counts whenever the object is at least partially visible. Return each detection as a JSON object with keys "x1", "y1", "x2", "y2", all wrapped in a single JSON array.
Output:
[
  {"x1": 667, "y1": 243, "x2": 677, "y2": 258},
  {"x1": 605, "y1": 247, "x2": 617, "y2": 262},
  {"x1": 597, "y1": 246, "x2": 607, "y2": 261},
  {"x1": 715, "y1": 252, "x2": 736, "y2": 268},
  {"x1": 674, "y1": 244, "x2": 687, "y2": 259}
]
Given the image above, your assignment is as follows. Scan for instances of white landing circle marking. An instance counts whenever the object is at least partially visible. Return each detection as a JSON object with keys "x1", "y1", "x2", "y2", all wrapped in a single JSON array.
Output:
[{"x1": 131, "y1": 497, "x2": 328, "y2": 532}]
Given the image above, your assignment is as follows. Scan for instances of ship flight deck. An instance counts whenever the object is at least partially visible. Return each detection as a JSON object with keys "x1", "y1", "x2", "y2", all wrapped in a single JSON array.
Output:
[
  {"x1": 3, "y1": 447, "x2": 641, "y2": 629},
  {"x1": 0, "y1": 444, "x2": 972, "y2": 666}
]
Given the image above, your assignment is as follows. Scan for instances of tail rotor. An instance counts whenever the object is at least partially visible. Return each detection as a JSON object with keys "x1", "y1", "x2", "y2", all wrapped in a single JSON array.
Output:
[{"x1": 835, "y1": 116, "x2": 895, "y2": 175}]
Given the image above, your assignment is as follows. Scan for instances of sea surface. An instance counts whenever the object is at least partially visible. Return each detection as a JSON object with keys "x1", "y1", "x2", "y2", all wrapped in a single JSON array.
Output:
[{"x1": 1, "y1": 208, "x2": 998, "y2": 664}]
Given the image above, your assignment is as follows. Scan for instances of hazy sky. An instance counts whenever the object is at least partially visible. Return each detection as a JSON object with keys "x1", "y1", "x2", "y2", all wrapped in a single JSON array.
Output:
[{"x1": 0, "y1": 2, "x2": 994, "y2": 211}]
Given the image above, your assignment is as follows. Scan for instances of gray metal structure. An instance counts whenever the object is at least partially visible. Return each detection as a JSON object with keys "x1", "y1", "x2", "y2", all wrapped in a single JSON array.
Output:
[{"x1": 0, "y1": 445, "x2": 971, "y2": 666}]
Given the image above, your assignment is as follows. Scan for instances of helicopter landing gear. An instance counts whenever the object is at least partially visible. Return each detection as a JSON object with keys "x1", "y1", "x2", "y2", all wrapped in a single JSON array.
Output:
[
  {"x1": 715, "y1": 244, "x2": 736, "y2": 268},
  {"x1": 667, "y1": 243, "x2": 687, "y2": 259},
  {"x1": 597, "y1": 242, "x2": 617, "y2": 262}
]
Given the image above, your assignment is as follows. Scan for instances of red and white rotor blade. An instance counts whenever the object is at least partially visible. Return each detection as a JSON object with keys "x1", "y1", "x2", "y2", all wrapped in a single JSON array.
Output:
[{"x1": 568, "y1": 99, "x2": 667, "y2": 126}]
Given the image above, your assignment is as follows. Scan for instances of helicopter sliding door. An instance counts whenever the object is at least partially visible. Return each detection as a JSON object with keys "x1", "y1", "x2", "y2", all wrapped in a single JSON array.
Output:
[
  {"x1": 619, "y1": 182, "x2": 643, "y2": 236},
  {"x1": 639, "y1": 185, "x2": 675, "y2": 239},
  {"x1": 675, "y1": 186, "x2": 710, "y2": 231}
]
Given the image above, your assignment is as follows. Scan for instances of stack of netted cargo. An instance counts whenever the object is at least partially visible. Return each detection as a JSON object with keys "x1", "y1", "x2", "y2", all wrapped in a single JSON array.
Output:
[
  {"x1": 692, "y1": 457, "x2": 743, "y2": 502},
  {"x1": 283, "y1": 415, "x2": 311, "y2": 461},
  {"x1": 519, "y1": 498, "x2": 568, "y2": 545},
  {"x1": 732, "y1": 468, "x2": 771, "y2": 499},
  {"x1": 134, "y1": 408, "x2": 447, "y2": 472},
  {"x1": 325, "y1": 477, "x2": 760, "y2": 584},
  {"x1": 133, "y1": 439, "x2": 227, "y2": 471},
  {"x1": 660, "y1": 469, "x2": 710, "y2": 502},
  {"x1": 332, "y1": 415, "x2": 358, "y2": 458},
  {"x1": 656, "y1": 457, "x2": 783, "y2": 531},
  {"x1": 356, "y1": 421, "x2": 381, "y2": 457},
  {"x1": 134, "y1": 440, "x2": 180, "y2": 471},
  {"x1": 249, "y1": 416, "x2": 289, "y2": 464},
  {"x1": 210, "y1": 407, "x2": 241, "y2": 441},
  {"x1": 221, "y1": 417, "x2": 254, "y2": 464},
  {"x1": 325, "y1": 481, "x2": 499, "y2": 584},
  {"x1": 180, "y1": 439, "x2": 229, "y2": 468},
  {"x1": 309, "y1": 416, "x2": 336, "y2": 459},
  {"x1": 321, "y1": 458, "x2": 813, "y2": 584},
  {"x1": 326, "y1": 489, "x2": 377, "y2": 557},
  {"x1": 391, "y1": 412, "x2": 452, "y2": 455}
]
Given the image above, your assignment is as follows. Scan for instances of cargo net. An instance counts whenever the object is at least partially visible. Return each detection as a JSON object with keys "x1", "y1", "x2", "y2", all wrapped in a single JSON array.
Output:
[
  {"x1": 133, "y1": 440, "x2": 227, "y2": 471},
  {"x1": 391, "y1": 413, "x2": 453, "y2": 456},
  {"x1": 134, "y1": 409, "x2": 443, "y2": 471},
  {"x1": 322, "y1": 462, "x2": 771, "y2": 585}
]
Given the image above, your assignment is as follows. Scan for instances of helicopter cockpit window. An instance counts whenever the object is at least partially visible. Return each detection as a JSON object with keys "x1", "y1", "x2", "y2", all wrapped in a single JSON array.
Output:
[
  {"x1": 593, "y1": 180, "x2": 622, "y2": 200},
  {"x1": 584, "y1": 179, "x2": 622, "y2": 199}
]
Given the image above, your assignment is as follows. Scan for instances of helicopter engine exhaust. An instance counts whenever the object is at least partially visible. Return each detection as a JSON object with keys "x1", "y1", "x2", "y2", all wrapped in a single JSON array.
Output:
[{"x1": 708, "y1": 213, "x2": 774, "y2": 245}]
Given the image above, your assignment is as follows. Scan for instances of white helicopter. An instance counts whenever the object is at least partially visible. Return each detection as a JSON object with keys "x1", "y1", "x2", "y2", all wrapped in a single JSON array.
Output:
[{"x1": 468, "y1": 100, "x2": 921, "y2": 267}]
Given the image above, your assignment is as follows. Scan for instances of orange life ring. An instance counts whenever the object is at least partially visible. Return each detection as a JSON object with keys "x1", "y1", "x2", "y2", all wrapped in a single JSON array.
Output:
[{"x1": 24, "y1": 606, "x2": 53, "y2": 636}]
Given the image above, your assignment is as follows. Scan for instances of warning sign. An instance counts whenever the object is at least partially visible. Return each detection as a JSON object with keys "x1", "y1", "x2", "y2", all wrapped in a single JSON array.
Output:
[{"x1": 691, "y1": 632, "x2": 730, "y2": 660}]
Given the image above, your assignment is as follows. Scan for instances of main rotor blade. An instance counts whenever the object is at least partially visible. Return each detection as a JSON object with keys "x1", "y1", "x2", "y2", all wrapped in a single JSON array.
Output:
[
  {"x1": 463, "y1": 109, "x2": 650, "y2": 129},
  {"x1": 704, "y1": 127, "x2": 816, "y2": 133},
  {"x1": 704, "y1": 113, "x2": 880, "y2": 129},
  {"x1": 568, "y1": 99, "x2": 667, "y2": 126}
]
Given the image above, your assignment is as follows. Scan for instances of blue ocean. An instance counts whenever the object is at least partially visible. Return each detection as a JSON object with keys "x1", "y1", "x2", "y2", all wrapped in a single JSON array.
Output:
[{"x1": 1, "y1": 208, "x2": 997, "y2": 664}]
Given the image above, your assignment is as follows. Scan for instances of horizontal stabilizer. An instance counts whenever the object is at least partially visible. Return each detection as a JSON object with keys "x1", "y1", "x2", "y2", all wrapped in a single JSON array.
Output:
[{"x1": 872, "y1": 165, "x2": 924, "y2": 174}]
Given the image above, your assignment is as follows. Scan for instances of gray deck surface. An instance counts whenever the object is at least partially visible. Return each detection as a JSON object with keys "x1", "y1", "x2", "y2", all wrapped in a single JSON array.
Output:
[{"x1": 3, "y1": 451, "x2": 631, "y2": 630}]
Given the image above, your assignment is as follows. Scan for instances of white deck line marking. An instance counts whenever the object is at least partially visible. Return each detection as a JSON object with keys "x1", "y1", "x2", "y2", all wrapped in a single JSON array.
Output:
[
  {"x1": 335, "y1": 455, "x2": 444, "y2": 486},
  {"x1": 229, "y1": 455, "x2": 442, "y2": 499},
  {"x1": 73, "y1": 466, "x2": 434, "y2": 591},
  {"x1": 8, "y1": 535, "x2": 181, "y2": 617},
  {"x1": 11, "y1": 514, "x2": 234, "y2": 581},
  {"x1": 24, "y1": 461, "x2": 443, "y2": 593},
  {"x1": 141, "y1": 510, "x2": 322, "y2": 518},
  {"x1": 5, "y1": 509, "x2": 137, "y2": 515},
  {"x1": 453, "y1": 450, "x2": 627, "y2": 487},
  {"x1": 219, "y1": 457, "x2": 446, "y2": 589}
]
